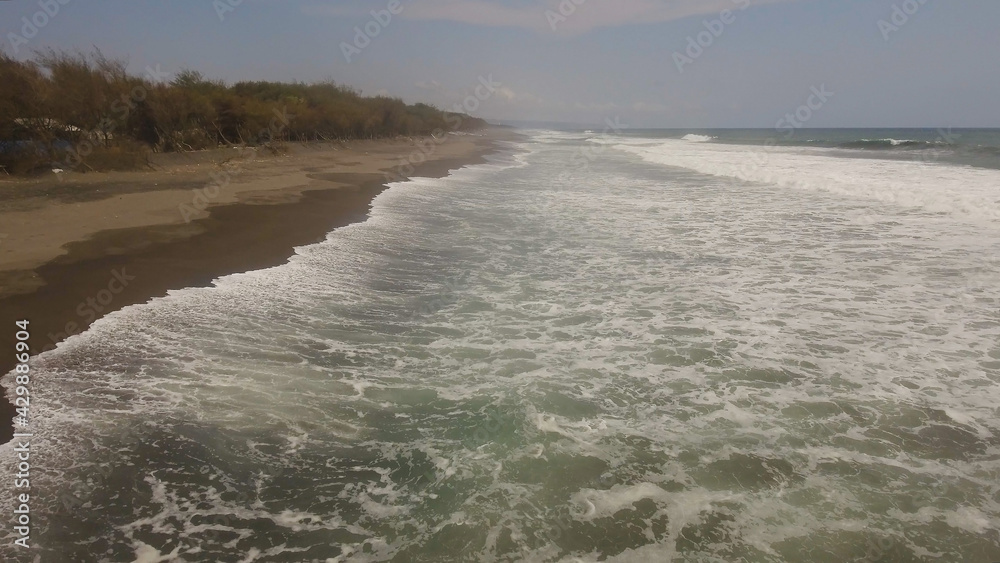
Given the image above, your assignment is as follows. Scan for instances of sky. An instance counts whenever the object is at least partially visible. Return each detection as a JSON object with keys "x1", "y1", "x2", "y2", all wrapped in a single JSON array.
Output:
[{"x1": 2, "y1": 0, "x2": 998, "y2": 128}]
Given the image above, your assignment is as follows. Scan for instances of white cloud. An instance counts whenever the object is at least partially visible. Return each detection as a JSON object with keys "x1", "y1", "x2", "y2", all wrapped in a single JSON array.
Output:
[
  {"x1": 415, "y1": 79, "x2": 444, "y2": 91},
  {"x1": 306, "y1": 0, "x2": 800, "y2": 35},
  {"x1": 497, "y1": 86, "x2": 517, "y2": 101}
]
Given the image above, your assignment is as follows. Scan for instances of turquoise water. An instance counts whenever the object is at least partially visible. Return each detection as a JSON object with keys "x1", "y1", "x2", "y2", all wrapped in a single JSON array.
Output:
[{"x1": 2, "y1": 130, "x2": 1000, "y2": 561}]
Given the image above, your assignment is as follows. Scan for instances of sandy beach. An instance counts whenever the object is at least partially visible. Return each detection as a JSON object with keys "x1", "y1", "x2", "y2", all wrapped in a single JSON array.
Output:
[{"x1": 0, "y1": 127, "x2": 515, "y2": 443}]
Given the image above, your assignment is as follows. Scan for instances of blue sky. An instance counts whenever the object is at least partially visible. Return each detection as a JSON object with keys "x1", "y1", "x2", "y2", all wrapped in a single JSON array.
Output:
[{"x1": 2, "y1": 0, "x2": 997, "y2": 127}]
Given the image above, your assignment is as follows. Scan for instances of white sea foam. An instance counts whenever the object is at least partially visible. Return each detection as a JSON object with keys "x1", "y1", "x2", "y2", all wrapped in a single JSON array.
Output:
[
  {"x1": 681, "y1": 134, "x2": 717, "y2": 142},
  {"x1": 2, "y1": 132, "x2": 998, "y2": 560},
  {"x1": 609, "y1": 137, "x2": 1000, "y2": 225}
]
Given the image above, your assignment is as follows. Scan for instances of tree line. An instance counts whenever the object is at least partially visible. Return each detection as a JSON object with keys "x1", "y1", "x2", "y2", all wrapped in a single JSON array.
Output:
[{"x1": 0, "y1": 49, "x2": 488, "y2": 174}]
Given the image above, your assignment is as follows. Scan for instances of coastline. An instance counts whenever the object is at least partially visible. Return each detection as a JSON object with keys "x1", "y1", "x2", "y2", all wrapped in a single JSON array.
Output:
[{"x1": 0, "y1": 127, "x2": 518, "y2": 443}]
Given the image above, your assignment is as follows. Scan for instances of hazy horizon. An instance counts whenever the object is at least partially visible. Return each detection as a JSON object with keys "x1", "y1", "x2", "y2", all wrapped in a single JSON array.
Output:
[
  {"x1": 495, "y1": 121, "x2": 1000, "y2": 130},
  {"x1": 2, "y1": 0, "x2": 998, "y2": 129}
]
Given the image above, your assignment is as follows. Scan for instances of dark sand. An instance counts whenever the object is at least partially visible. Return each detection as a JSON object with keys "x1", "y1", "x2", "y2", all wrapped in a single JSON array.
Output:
[{"x1": 0, "y1": 129, "x2": 512, "y2": 443}]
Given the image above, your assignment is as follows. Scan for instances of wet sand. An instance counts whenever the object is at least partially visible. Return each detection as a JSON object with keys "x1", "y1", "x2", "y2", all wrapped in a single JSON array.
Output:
[{"x1": 0, "y1": 128, "x2": 515, "y2": 443}]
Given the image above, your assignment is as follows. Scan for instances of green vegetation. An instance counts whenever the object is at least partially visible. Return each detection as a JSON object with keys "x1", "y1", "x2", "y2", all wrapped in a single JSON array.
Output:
[{"x1": 0, "y1": 50, "x2": 487, "y2": 175}]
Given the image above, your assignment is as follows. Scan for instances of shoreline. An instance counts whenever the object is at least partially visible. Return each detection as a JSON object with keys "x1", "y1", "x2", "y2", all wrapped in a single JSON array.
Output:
[{"x1": 0, "y1": 127, "x2": 518, "y2": 443}]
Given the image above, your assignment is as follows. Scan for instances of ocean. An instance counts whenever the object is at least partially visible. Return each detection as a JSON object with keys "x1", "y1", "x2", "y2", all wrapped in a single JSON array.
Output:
[{"x1": 3, "y1": 128, "x2": 1000, "y2": 562}]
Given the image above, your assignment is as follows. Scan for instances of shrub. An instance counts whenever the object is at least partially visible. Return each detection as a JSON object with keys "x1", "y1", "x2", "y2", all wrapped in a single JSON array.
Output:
[{"x1": 0, "y1": 49, "x2": 489, "y2": 175}]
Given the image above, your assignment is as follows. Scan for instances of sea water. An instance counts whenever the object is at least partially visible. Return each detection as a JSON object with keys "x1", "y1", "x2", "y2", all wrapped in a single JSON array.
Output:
[{"x1": 2, "y1": 129, "x2": 999, "y2": 562}]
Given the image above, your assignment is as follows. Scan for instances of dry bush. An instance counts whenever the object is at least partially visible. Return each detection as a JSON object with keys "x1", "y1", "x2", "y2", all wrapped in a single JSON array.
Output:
[
  {"x1": 0, "y1": 146, "x2": 51, "y2": 175},
  {"x1": 0, "y1": 49, "x2": 487, "y2": 175},
  {"x1": 76, "y1": 142, "x2": 151, "y2": 172}
]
